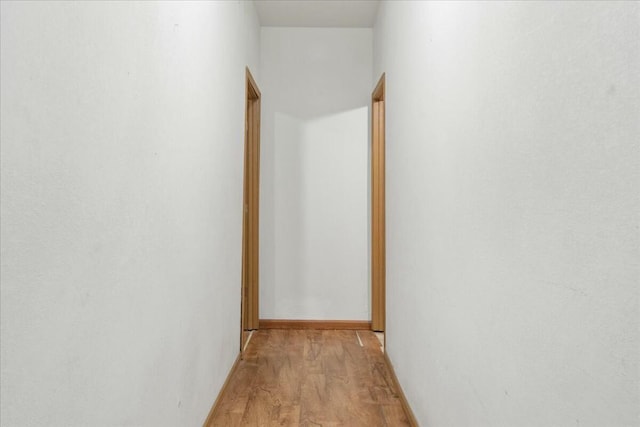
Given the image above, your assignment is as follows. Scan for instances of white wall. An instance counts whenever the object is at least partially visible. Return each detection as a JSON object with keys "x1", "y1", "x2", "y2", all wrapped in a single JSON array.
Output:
[
  {"x1": 374, "y1": 1, "x2": 639, "y2": 426},
  {"x1": 0, "y1": 2, "x2": 259, "y2": 426},
  {"x1": 272, "y1": 108, "x2": 369, "y2": 319},
  {"x1": 260, "y1": 28, "x2": 373, "y2": 320}
]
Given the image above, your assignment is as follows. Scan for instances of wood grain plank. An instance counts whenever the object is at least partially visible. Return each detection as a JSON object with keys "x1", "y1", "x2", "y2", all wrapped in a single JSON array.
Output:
[{"x1": 205, "y1": 329, "x2": 415, "y2": 427}]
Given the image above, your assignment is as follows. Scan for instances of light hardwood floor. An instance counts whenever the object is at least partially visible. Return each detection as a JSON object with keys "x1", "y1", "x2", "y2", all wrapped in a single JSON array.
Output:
[{"x1": 207, "y1": 329, "x2": 411, "y2": 426}]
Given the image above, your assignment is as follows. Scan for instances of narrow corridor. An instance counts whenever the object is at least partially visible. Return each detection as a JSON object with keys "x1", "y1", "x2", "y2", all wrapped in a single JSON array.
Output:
[{"x1": 207, "y1": 329, "x2": 410, "y2": 426}]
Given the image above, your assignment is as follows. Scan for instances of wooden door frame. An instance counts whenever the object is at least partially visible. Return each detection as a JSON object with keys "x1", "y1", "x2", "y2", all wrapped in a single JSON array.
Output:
[
  {"x1": 371, "y1": 73, "x2": 386, "y2": 333},
  {"x1": 241, "y1": 67, "x2": 261, "y2": 355}
]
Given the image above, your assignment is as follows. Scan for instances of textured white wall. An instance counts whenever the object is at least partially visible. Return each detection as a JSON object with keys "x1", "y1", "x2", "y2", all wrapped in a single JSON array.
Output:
[
  {"x1": 0, "y1": 1, "x2": 259, "y2": 425},
  {"x1": 260, "y1": 28, "x2": 373, "y2": 320},
  {"x1": 374, "y1": 1, "x2": 639, "y2": 426}
]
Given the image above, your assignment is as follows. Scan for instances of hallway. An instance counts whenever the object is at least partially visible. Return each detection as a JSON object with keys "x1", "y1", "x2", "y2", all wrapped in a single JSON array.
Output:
[
  {"x1": 1, "y1": 1, "x2": 638, "y2": 426},
  {"x1": 207, "y1": 329, "x2": 410, "y2": 426}
]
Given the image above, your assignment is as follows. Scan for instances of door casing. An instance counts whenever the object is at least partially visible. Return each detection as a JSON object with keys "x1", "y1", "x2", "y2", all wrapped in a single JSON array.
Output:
[
  {"x1": 371, "y1": 73, "x2": 385, "y2": 333},
  {"x1": 241, "y1": 67, "x2": 261, "y2": 355}
]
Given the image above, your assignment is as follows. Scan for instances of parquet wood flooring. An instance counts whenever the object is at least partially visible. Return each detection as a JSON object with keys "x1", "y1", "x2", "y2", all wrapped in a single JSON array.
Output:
[{"x1": 206, "y1": 329, "x2": 411, "y2": 427}]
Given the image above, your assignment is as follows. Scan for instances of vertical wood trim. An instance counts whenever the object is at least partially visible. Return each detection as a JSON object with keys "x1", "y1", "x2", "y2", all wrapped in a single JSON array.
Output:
[
  {"x1": 247, "y1": 100, "x2": 253, "y2": 330},
  {"x1": 372, "y1": 101, "x2": 379, "y2": 330},
  {"x1": 250, "y1": 100, "x2": 257, "y2": 329},
  {"x1": 251, "y1": 98, "x2": 260, "y2": 329},
  {"x1": 240, "y1": 89, "x2": 249, "y2": 353},
  {"x1": 379, "y1": 100, "x2": 386, "y2": 331},
  {"x1": 241, "y1": 67, "x2": 261, "y2": 355},
  {"x1": 247, "y1": 69, "x2": 261, "y2": 331},
  {"x1": 248, "y1": 98, "x2": 260, "y2": 329},
  {"x1": 371, "y1": 73, "x2": 386, "y2": 332}
]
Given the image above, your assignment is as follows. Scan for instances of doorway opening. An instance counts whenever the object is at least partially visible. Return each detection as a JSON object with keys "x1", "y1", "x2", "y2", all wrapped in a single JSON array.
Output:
[
  {"x1": 241, "y1": 67, "x2": 261, "y2": 356},
  {"x1": 371, "y1": 73, "x2": 385, "y2": 338}
]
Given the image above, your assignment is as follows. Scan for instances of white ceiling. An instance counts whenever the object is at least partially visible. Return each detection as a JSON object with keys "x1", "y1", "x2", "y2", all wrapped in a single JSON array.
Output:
[{"x1": 254, "y1": 0, "x2": 380, "y2": 28}]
